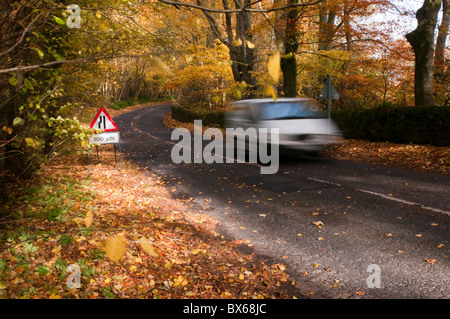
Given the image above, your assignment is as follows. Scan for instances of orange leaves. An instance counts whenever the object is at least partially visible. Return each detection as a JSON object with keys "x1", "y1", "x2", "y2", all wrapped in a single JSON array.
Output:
[
  {"x1": 105, "y1": 234, "x2": 127, "y2": 263},
  {"x1": 2, "y1": 149, "x2": 294, "y2": 299},
  {"x1": 325, "y1": 139, "x2": 449, "y2": 173}
]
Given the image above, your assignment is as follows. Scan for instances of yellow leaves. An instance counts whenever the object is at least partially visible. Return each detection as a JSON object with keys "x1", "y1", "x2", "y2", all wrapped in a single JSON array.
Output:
[
  {"x1": 49, "y1": 292, "x2": 61, "y2": 299},
  {"x1": 0, "y1": 282, "x2": 7, "y2": 290},
  {"x1": 263, "y1": 51, "x2": 281, "y2": 102},
  {"x1": 268, "y1": 51, "x2": 281, "y2": 83},
  {"x1": 139, "y1": 237, "x2": 159, "y2": 258},
  {"x1": 232, "y1": 38, "x2": 243, "y2": 47},
  {"x1": 245, "y1": 40, "x2": 255, "y2": 49},
  {"x1": 232, "y1": 38, "x2": 255, "y2": 48},
  {"x1": 84, "y1": 210, "x2": 94, "y2": 228},
  {"x1": 25, "y1": 137, "x2": 41, "y2": 149},
  {"x1": 173, "y1": 275, "x2": 188, "y2": 287},
  {"x1": 105, "y1": 234, "x2": 127, "y2": 263},
  {"x1": 190, "y1": 248, "x2": 207, "y2": 255},
  {"x1": 263, "y1": 85, "x2": 275, "y2": 98}
]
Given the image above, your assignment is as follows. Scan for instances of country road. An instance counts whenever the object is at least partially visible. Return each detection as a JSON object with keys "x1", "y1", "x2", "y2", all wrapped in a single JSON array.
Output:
[{"x1": 114, "y1": 104, "x2": 449, "y2": 299}]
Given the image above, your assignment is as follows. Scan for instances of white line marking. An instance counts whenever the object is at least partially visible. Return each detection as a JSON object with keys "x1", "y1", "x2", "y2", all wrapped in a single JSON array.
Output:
[
  {"x1": 356, "y1": 189, "x2": 450, "y2": 216},
  {"x1": 308, "y1": 177, "x2": 450, "y2": 216},
  {"x1": 131, "y1": 110, "x2": 260, "y2": 167}
]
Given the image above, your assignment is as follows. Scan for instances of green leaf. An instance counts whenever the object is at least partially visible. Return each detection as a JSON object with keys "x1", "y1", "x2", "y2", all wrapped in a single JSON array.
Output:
[
  {"x1": 36, "y1": 49, "x2": 44, "y2": 59},
  {"x1": 9, "y1": 77, "x2": 18, "y2": 86},
  {"x1": 24, "y1": 78, "x2": 34, "y2": 90},
  {"x1": 25, "y1": 137, "x2": 40, "y2": 148},
  {"x1": 53, "y1": 52, "x2": 64, "y2": 61},
  {"x1": 13, "y1": 117, "x2": 25, "y2": 126},
  {"x1": 54, "y1": 16, "x2": 65, "y2": 25},
  {"x1": 232, "y1": 87, "x2": 242, "y2": 100}
]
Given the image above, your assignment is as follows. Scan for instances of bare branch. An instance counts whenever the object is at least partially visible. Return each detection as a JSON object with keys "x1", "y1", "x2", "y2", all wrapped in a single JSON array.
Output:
[
  {"x1": 158, "y1": 0, "x2": 324, "y2": 13},
  {"x1": 0, "y1": 54, "x2": 155, "y2": 74},
  {"x1": 0, "y1": 11, "x2": 46, "y2": 58}
]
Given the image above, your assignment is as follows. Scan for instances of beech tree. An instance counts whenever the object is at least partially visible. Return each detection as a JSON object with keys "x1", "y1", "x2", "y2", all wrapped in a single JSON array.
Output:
[
  {"x1": 158, "y1": 0, "x2": 324, "y2": 97},
  {"x1": 405, "y1": 0, "x2": 442, "y2": 106}
]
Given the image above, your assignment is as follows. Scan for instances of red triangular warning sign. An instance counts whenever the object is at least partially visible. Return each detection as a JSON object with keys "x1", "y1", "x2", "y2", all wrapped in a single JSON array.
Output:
[{"x1": 90, "y1": 107, "x2": 119, "y2": 132}]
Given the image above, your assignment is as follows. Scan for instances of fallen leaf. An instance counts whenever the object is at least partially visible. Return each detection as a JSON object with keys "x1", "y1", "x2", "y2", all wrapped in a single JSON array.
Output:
[
  {"x1": 84, "y1": 210, "x2": 94, "y2": 228},
  {"x1": 173, "y1": 275, "x2": 188, "y2": 287},
  {"x1": 313, "y1": 221, "x2": 324, "y2": 227},
  {"x1": 139, "y1": 237, "x2": 159, "y2": 258},
  {"x1": 191, "y1": 248, "x2": 207, "y2": 255},
  {"x1": 355, "y1": 290, "x2": 365, "y2": 296},
  {"x1": 425, "y1": 259, "x2": 436, "y2": 264},
  {"x1": 105, "y1": 234, "x2": 127, "y2": 263}
]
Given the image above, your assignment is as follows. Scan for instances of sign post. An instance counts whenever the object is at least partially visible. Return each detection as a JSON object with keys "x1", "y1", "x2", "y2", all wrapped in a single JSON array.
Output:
[
  {"x1": 88, "y1": 107, "x2": 121, "y2": 171},
  {"x1": 318, "y1": 76, "x2": 340, "y2": 141}
]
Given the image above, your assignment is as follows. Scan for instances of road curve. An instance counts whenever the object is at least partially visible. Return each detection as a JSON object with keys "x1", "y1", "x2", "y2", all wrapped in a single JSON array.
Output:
[{"x1": 114, "y1": 104, "x2": 450, "y2": 299}]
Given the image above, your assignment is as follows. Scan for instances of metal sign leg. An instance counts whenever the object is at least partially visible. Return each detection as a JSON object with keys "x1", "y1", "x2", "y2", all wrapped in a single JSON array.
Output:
[
  {"x1": 87, "y1": 149, "x2": 91, "y2": 173},
  {"x1": 119, "y1": 142, "x2": 122, "y2": 170}
]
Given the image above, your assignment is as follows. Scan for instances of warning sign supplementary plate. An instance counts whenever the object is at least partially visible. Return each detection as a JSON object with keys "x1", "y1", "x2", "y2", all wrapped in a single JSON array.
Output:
[{"x1": 90, "y1": 107, "x2": 119, "y2": 132}]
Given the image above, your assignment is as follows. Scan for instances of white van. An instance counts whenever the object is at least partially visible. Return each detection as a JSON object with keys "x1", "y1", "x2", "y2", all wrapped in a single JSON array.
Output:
[{"x1": 225, "y1": 98, "x2": 342, "y2": 155}]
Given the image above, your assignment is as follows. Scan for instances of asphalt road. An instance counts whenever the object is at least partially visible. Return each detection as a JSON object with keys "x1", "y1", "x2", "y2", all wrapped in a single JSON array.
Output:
[{"x1": 114, "y1": 104, "x2": 449, "y2": 299}]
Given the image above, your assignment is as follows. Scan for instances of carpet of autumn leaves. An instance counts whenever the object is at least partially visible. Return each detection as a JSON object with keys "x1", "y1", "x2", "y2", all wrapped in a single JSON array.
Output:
[
  {"x1": 324, "y1": 139, "x2": 449, "y2": 174},
  {"x1": 0, "y1": 149, "x2": 294, "y2": 299}
]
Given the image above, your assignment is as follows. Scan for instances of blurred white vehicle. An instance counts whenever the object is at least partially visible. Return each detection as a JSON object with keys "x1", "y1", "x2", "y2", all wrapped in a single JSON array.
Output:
[{"x1": 225, "y1": 98, "x2": 342, "y2": 155}]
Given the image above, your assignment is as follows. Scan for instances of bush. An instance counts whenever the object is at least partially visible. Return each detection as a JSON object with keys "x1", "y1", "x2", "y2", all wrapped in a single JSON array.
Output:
[
  {"x1": 331, "y1": 106, "x2": 450, "y2": 146},
  {"x1": 171, "y1": 105, "x2": 225, "y2": 128}
]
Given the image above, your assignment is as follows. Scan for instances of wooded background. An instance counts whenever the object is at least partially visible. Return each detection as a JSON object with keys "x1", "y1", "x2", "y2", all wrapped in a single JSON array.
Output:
[{"x1": 1, "y1": 0, "x2": 449, "y2": 203}]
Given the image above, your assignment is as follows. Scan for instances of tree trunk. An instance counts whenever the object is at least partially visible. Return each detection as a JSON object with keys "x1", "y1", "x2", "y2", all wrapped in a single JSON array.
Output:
[
  {"x1": 405, "y1": 0, "x2": 442, "y2": 106},
  {"x1": 280, "y1": 1, "x2": 300, "y2": 97},
  {"x1": 199, "y1": 0, "x2": 256, "y2": 97},
  {"x1": 318, "y1": 1, "x2": 336, "y2": 52},
  {"x1": 434, "y1": 0, "x2": 449, "y2": 78}
]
